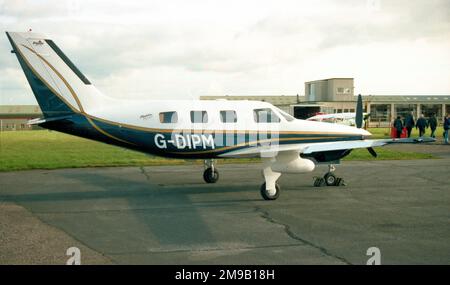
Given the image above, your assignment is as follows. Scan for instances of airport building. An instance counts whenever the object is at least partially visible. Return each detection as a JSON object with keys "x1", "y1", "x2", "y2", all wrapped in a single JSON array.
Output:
[
  {"x1": 202, "y1": 78, "x2": 450, "y2": 127},
  {"x1": 0, "y1": 105, "x2": 42, "y2": 131}
]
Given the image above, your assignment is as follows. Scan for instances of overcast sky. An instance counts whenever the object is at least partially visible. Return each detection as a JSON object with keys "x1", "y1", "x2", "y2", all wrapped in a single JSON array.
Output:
[{"x1": 0, "y1": 0, "x2": 449, "y2": 104}]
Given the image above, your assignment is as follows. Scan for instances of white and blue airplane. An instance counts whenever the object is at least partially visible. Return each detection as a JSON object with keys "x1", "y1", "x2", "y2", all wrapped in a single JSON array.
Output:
[{"x1": 6, "y1": 31, "x2": 433, "y2": 200}]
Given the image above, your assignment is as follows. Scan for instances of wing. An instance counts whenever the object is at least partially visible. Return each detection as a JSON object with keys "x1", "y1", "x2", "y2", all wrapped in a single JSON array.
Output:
[{"x1": 218, "y1": 137, "x2": 435, "y2": 158}]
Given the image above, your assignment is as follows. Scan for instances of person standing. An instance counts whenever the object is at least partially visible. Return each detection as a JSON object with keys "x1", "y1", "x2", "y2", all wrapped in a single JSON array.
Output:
[
  {"x1": 444, "y1": 114, "x2": 450, "y2": 144},
  {"x1": 428, "y1": 114, "x2": 437, "y2": 138},
  {"x1": 393, "y1": 116, "x2": 403, "y2": 138},
  {"x1": 404, "y1": 112, "x2": 415, "y2": 138},
  {"x1": 416, "y1": 114, "x2": 428, "y2": 137}
]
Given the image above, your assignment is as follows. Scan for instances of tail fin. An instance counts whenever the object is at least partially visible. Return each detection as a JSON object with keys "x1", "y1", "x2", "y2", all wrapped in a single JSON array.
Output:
[{"x1": 6, "y1": 31, "x2": 103, "y2": 118}]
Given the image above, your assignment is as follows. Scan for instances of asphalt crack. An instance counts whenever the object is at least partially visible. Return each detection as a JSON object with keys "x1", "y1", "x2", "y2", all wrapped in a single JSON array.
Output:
[
  {"x1": 139, "y1": 166, "x2": 151, "y2": 181},
  {"x1": 255, "y1": 206, "x2": 352, "y2": 265}
]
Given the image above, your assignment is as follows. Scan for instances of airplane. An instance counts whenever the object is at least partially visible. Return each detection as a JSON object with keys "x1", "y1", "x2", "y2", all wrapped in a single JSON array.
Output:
[
  {"x1": 306, "y1": 112, "x2": 369, "y2": 127},
  {"x1": 5, "y1": 31, "x2": 434, "y2": 200}
]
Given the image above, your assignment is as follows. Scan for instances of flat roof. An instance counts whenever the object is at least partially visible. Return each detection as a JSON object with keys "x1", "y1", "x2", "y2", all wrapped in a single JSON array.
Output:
[
  {"x1": 201, "y1": 95, "x2": 450, "y2": 104},
  {"x1": 0, "y1": 105, "x2": 42, "y2": 116},
  {"x1": 362, "y1": 95, "x2": 450, "y2": 102},
  {"x1": 200, "y1": 95, "x2": 304, "y2": 105},
  {"x1": 305, "y1": 78, "x2": 354, "y2": 83}
]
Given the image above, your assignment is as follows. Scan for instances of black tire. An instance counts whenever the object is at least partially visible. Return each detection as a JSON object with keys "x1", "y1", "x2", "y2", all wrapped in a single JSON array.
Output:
[
  {"x1": 203, "y1": 168, "x2": 219, "y2": 183},
  {"x1": 314, "y1": 177, "x2": 326, "y2": 187},
  {"x1": 260, "y1": 183, "x2": 280, "y2": 200},
  {"x1": 324, "y1": 172, "x2": 337, "y2": 186}
]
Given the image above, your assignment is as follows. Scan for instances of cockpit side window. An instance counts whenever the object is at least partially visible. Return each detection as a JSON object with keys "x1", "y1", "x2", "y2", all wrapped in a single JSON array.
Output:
[
  {"x1": 159, "y1": 111, "x2": 178, "y2": 123},
  {"x1": 253, "y1": 108, "x2": 281, "y2": 123}
]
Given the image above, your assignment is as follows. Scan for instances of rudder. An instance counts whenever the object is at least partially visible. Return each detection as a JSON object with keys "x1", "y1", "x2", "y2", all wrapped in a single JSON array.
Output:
[{"x1": 6, "y1": 31, "x2": 105, "y2": 118}]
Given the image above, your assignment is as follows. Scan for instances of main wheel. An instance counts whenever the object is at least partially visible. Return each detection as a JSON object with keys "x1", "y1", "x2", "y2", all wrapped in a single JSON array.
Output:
[
  {"x1": 324, "y1": 172, "x2": 337, "y2": 186},
  {"x1": 260, "y1": 183, "x2": 280, "y2": 200},
  {"x1": 203, "y1": 168, "x2": 219, "y2": 183}
]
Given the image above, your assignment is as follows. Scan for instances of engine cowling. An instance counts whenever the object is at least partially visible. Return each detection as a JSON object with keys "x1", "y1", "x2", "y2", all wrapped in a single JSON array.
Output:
[{"x1": 269, "y1": 152, "x2": 316, "y2": 173}]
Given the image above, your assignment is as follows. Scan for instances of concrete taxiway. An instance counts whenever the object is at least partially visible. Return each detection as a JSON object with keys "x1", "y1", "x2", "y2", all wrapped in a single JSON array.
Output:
[{"x1": 0, "y1": 145, "x2": 449, "y2": 264}]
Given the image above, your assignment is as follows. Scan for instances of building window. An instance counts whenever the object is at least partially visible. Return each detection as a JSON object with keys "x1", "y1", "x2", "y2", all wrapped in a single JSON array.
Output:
[
  {"x1": 420, "y1": 104, "x2": 441, "y2": 119},
  {"x1": 371, "y1": 104, "x2": 390, "y2": 122},
  {"x1": 309, "y1": 83, "x2": 316, "y2": 101},
  {"x1": 220, "y1": 110, "x2": 237, "y2": 123},
  {"x1": 190, "y1": 111, "x2": 208, "y2": 123},
  {"x1": 394, "y1": 104, "x2": 416, "y2": 120},
  {"x1": 344, "y1": 88, "x2": 351, "y2": 94},
  {"x1": 337, "y1": 87, "x2": 344, "y2": 94},
  {"x1": 253, "y1": 108, "x2": 280, "y2": 123},
  {"x1": 159, "y1": 111, "x2": 178, "y2": 123}
]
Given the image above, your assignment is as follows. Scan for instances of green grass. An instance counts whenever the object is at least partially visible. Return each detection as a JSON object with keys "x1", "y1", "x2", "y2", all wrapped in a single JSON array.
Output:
[
  {"x1": 345, "y1": 148, "x2": 434, "y2": 160},
  {"x1": 0, "y1": 129, "x2": 436, "y2": 172}
]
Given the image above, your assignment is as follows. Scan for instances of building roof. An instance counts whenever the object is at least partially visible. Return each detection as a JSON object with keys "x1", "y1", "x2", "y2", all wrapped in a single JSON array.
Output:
[
  {"x1": 305, "y1": 78, "x2": 354, "y2": 83},
  {"x1": 201, "y1": 95, "x2": 450, "y2": 104},
  {"x1": 0, "y1": 105, "x2": 42, "y2": 117},
  {"x1": 362, "y1": 95, "x2": 450, "y2": 103},
  {"x1": 200, "y1": 95, "x2": 305, "y2": 106}
]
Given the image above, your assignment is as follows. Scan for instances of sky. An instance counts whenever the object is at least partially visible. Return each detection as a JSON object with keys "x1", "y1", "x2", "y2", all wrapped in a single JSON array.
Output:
[{"x1": 0, "y1": 0, "x2": 449, "y2": 105}]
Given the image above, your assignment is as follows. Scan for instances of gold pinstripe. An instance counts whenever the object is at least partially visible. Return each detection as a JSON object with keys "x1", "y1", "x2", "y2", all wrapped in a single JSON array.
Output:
[{"x1": 167, "y1": 136, "x2": 344, "y2": 155}]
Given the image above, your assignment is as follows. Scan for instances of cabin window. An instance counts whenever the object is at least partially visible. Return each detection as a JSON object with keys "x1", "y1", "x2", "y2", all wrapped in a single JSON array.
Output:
[
  {"x1": 220, "y1": 110, "x2": 237, "y2": 123},
  {"x1": 190, "y1": 111, "x2": 208, "y2": 123},
  {"x1": 159, "y1": 111, "x2": 178, "y2": 123},
  {"x1": 253, "y1": 108, "x2": 280, "y2": 123}
]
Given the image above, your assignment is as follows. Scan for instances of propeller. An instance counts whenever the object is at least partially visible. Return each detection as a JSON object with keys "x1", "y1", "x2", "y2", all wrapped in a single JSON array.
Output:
[
  {"x1": 355, "y1": 94, "x2": 363, "y2": 128},
  {"x1": 355, "y1": 94, "x2": 378, "y2": 158}
]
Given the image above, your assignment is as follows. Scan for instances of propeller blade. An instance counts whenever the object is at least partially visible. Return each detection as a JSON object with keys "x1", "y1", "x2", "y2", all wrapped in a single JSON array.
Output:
[
  {"x1": 367, "y1": 147, "x2": 377, "y2": 158},
  {"x1": 355, "y1": 94, "x2": 363, "y2": 128}
]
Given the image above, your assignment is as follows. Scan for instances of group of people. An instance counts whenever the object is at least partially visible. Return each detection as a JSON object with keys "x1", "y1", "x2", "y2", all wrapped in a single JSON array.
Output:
[{"x1": 393, "y1": 112, "x2": 450, "y2": 144}]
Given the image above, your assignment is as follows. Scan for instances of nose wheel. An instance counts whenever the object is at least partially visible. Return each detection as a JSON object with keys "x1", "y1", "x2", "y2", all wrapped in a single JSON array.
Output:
[
  {"x1": 260, "y1": 182, "x2": 280, "y2": 200},
  {"x1": 203, "y1": 159, "x2": 219, "y2": 183}
]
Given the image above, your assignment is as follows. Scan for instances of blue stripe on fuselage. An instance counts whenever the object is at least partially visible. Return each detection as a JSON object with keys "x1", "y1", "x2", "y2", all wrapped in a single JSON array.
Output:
[{"x1": 39, "y1": 115, "x2": 363, "y2": 159}]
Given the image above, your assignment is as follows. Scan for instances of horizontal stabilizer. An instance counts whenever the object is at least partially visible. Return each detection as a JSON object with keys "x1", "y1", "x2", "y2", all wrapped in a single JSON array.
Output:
[{"x1": 27, "y1": 115, "x2": 73, "y2": 125}]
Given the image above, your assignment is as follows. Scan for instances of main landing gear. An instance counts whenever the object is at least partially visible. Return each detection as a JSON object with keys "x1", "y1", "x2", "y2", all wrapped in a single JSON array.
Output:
[
  {"x1": 314, "y1": 164, "x2": 345, "y2": 187},
  {"x1": 203, "y1": 159, "x2": 219, "y2": 183}
]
